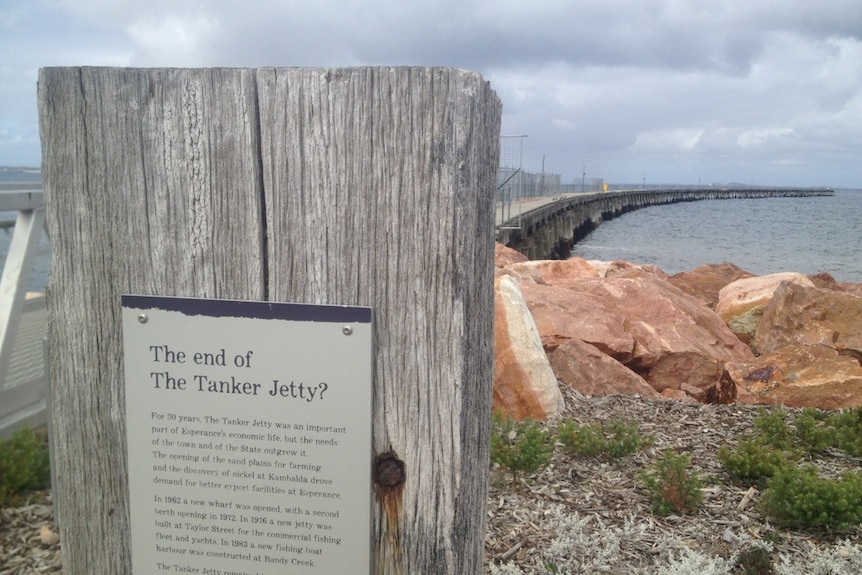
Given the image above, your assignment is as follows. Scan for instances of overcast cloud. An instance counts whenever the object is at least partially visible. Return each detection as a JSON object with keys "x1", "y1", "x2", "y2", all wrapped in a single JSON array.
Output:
[{"x1": 2, "y1": 0, "x2": 860, "y2": 187}]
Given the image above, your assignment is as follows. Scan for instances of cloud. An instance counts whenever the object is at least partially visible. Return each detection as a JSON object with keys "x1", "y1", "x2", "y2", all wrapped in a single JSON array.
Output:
[
  {"x1": 126, "y1": 13, "x2": 220, "y2": 66},
  {"x1": 737, "y1": 128, "x2": 797, "y2": 149},
  {"x1": 1, "y1": 0, "x2": 860, "y2": 186},
  {"x1": 633, "y1": 129, "x2": 705, "y2": 153}
]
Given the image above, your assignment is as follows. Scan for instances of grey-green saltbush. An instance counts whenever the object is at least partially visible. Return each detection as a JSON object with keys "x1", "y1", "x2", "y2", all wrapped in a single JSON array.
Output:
[{"x1": 487, "y1": 511, "x2": 862, "y2": 575}]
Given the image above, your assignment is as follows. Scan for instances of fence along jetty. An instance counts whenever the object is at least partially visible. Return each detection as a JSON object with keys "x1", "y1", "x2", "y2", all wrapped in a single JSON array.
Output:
[{"x1": 495, "y1": 186, "x2": 834, "y2": 260}]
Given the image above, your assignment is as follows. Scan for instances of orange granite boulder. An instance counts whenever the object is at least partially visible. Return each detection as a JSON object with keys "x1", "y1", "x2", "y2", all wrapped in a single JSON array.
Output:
[
  {"x1": 725, "y1": 344, "x2": 862, "y2": 410},
  {"x1": 547, "y1": 338, "x2": 662, "y2": 399},
  {"x1": 494, "y1": 242, "x2": 529, "y2": 268},
  {"x1": 502, "y1": 257, "x2": 600, "y2": 284},
  {"x1": 493, "y1": 275, "x2": 564, "y2": 420},
  {"x1": 587, "y1": 259, "x2": 669, "y2": 280},
  {"x1": 716, "y1": 272, "x2": 815, "y2": 346},
  {"x1": 668, "y1": 263, "x2": 755, "y2": 309},
  {"x1": 754, "y1": 280, "x2": 862, "y2": 357},
  {"x1": 516, "y1": 270, "x2": 754, "y2": 401},
  {"x1": 806, "y1": 271, "x2": 862, "y2": 296},
  {"x1": 516, "y1": 279, "x2": 635, "y2": 359},
  {"x1": 492, "y1": 248, "x2": 862, "y2": 410}
]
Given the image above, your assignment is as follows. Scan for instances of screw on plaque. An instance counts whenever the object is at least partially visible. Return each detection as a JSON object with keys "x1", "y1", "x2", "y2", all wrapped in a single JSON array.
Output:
[
  {"x1": 138, "y1": 313, "x2": 148, "y2": 324},
  {"x1": 342, "y1": 325, "x2": 353, "y2": 336}
]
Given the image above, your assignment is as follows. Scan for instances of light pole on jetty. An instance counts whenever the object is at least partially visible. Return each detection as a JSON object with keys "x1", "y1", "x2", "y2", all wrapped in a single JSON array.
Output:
[{"x1": 582, "y1": 158, "x2": 591, "y2": 192}]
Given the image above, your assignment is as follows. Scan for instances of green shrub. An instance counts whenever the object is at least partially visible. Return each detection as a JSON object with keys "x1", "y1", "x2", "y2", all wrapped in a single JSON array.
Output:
[
  {"x1": 558, "y1": 417, "x2": 648, "y2": 460},
  {"x1": 640, "y1": 450, "x2": 704, "y2": 516},
  {"x1": 830, "y1": 407, "x2": 862, "y2": 457},
  {"x1": 490, "y1": 411, "x2": 553, "y2": 480},
  {"x1": 558, "y1": 420, "x2": 607, "y2": 457},
  {"x1": 719, "y1": 439, "x2": 793, "y2": 488},
  {"x1": 0, "y1": 426, "x2": 51, "y2": 507},
  {"x1": 747, "y1": 406, "x2": 862, "y2": 459},
  {"x1": 732, "y1": 545, "x2": 775, "y2": 575},
  {"x1": 761, "y1": 465, "x2": 862, "y2": 530},
  {"x1": 792, "y1": 408, "x2": 836, "y2": 454},
  {"x1": 754, "y1": 409, "x2": 796, "y2": 451},
  {"x1": 604, "y1": 418, "x2": 649, "y2": 458},
  {"x1": 720, "y1": 407, "x2": 862, "y2": 531}
]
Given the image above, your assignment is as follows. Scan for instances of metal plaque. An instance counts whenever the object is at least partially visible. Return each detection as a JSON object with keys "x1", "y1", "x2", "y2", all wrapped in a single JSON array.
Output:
[{"x1": 122, "y1": 295, "x2": 372, "y2": 575}]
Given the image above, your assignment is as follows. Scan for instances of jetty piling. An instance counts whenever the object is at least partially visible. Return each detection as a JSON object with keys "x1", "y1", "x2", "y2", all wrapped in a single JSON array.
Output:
[{"x1": 38, "y1": 66, "x2": 501, "y2": 575}]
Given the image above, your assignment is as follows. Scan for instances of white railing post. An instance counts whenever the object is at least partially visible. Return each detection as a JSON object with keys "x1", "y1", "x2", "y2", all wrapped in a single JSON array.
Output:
[{"x1": 0, "y1": 194, "x2": 46, "y2": 385}]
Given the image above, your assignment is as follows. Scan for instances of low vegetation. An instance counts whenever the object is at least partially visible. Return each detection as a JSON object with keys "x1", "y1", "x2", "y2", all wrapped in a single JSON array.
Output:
[
  {"x1": 0, "y1": 425, "x2": 51, "y2": 507},
  {"x1": 5, "y1": 404, "x2": 862, "y2": 573},
  {"x1": 489, "y1": 402, "x2": 862, "y2": 574},
  {"x1": 718, "y1": 407, "x2": 862, "y2": 530},
  {"x1": 639, "y1": 450, "x2": 704, "y2": 516},
  {"x1": 490, "y1": 411, "x2": 554, "y2": 481},
  {"x1": 557, "y1": 417, "x2": 650, "y2": 460}
]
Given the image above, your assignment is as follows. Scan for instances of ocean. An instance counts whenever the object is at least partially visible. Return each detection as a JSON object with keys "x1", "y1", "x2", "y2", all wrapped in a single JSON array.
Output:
[
  {"x1": 2, "y1": 171, "x2": 861, "y2": 290},
  {"x1": 569, "y1": 188, "x2": 862, "y2": 284}
]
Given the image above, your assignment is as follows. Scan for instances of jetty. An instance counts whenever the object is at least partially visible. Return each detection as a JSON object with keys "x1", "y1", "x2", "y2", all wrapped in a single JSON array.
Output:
[
  {"x1": 495, "y1": 187, "x2": 834, "y2": 260},
  {"x1": 0, "y1": 184, "x2": 836, "y2": 436}
]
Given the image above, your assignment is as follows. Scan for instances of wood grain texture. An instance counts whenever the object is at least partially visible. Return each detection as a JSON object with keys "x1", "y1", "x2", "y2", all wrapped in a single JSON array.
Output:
[
  {"x1": 39, "y1": 67, "x2": 265, "y2": 574},
  {"x1": 39, "y1": 66, "x2": 500, "y2": 575},
  {"x1": 259, "y1": 67, "x2": 501, "y2": 575}
]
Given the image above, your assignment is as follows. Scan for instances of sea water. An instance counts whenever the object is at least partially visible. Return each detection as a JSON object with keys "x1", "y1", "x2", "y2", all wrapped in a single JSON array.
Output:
[
  {"x1": 3, "y1": 182, "x2": 862, "y2": 291},
  {"x1": 569, "y1": 189, "x2": 862, "y2": 283}
]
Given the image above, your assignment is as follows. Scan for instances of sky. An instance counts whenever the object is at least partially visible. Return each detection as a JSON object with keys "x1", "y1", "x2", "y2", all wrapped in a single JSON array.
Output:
[{"x1": 1, "y1": 0, "x2": 860, "y2": 188}]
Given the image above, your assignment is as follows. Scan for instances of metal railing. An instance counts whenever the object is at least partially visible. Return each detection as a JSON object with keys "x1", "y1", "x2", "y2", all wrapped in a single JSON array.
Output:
[{"x1": 0, "y1": 189, "x2": 48, "y2": 437}]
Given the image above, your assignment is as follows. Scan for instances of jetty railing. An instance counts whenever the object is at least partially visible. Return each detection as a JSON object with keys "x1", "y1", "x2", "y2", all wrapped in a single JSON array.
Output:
[{"x1": 0, "y1": 189, "x2": 48, "y2": 437}]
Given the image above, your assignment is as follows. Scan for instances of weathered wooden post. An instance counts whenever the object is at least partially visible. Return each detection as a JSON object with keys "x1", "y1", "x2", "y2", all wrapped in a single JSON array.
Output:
[{"x1": 39, "y1": 67, "x2": 501, "y2": 574}]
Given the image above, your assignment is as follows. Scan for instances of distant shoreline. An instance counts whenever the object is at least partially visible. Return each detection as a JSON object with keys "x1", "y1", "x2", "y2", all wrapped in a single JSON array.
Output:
[
  {"x1": 0, "y1": 167, "x2": 43, "y2": 189},
  {"x1": 1, "y1": 166, "x2": 859, "y2": 193}
]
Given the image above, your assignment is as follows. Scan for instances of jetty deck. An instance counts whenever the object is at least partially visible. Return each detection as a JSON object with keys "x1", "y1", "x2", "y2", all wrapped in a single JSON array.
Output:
[
  {"x1": 0, "y1": 295, "x2": 47, "y2": 435},
  {"x1": 495, "y1": 187, "x2": 834, "y2": 260}
]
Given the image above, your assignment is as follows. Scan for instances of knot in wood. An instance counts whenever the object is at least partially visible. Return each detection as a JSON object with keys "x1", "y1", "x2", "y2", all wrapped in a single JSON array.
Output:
[{"x1": 375, "y1": 451, "x2": 405, "y2": 490}]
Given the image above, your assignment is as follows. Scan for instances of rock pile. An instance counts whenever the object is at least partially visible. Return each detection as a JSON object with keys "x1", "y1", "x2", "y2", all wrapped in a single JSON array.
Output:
[{"x1": 493, "y1": 243, "x2": 862, "y2": 419}]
